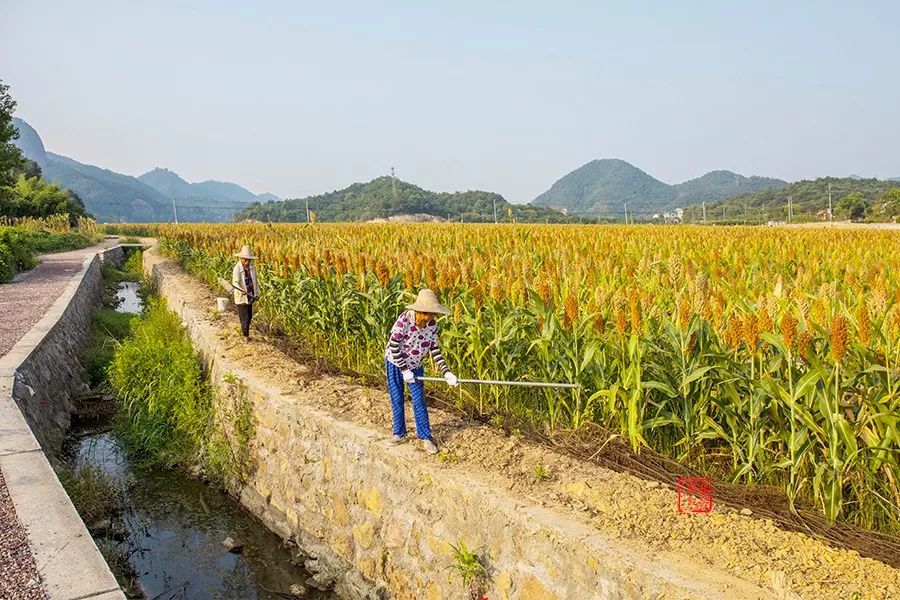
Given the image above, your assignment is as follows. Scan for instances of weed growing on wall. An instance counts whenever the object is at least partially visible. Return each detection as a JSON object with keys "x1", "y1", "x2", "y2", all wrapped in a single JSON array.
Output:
[{"x1": 205, "y1": 372, "x2": 256, "y2": 486}]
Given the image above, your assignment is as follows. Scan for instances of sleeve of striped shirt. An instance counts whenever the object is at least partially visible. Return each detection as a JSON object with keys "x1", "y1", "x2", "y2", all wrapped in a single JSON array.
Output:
[
  {"x1": 429, "y1": 338, "x2": 449, "y2": 374},
  {"x1": 388, "y1": 314, "x2": 408, "y2": 370}
]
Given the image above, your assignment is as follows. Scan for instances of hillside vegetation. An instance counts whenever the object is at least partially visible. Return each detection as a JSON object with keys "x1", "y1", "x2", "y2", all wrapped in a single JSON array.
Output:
[
  {"x1": 687, "y1": 177, "x2": 900, "y2": 223},
  {"x1": 237, "y1": 176, "x2": 584, "y2": 223},
  {"x1": 11, "y1": 119, "x2": 276, "y2": 223},
  {"x1": 531, "y1": 159, "x2": 787, "y2": 218}
]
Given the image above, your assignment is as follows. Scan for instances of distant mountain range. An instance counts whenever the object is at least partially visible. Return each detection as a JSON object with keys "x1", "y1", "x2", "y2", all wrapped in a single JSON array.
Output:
[
  {"x1": 237, "y1": 176, "x2": 580, "y2": 224},
  {"x1": 531, "y1": 159, "x2": 789, "y2": 218},
  {"x1": 11, "y1": 118, "x2": 278, "y2": 222}
]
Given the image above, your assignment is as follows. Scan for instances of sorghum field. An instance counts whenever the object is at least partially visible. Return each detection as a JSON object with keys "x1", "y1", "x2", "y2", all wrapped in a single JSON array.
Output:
[{"x1": 158, "y1": 223, "x2": 900, "y2": 534}]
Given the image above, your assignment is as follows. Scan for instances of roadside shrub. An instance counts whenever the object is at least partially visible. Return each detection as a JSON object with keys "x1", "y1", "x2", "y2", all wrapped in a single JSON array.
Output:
[
  {"x1": 0, "y1": 226, "x2": 37, "y2": 281},
  {"x1": 22, "y1": 229, "x2": 94, "y2": 253}
]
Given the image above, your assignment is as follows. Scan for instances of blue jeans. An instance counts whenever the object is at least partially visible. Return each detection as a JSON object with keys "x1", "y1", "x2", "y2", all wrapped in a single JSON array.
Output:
[{"x1": 386, "y1": 360, "x2": 432, "y2": 440}]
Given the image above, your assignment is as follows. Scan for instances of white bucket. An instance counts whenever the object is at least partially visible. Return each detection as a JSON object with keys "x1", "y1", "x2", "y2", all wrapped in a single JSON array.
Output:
[{"x1": 216, "y1": 297, "x2": 229, "y2": 312}]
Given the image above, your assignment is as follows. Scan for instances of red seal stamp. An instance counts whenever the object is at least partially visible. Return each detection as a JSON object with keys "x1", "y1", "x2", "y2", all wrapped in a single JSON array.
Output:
[{"x1": 677, "y1": 476, "x2": 713, "y2": 513}]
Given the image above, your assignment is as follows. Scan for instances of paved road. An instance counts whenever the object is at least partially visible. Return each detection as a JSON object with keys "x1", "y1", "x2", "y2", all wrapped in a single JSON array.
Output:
[
  {"x1": 0, "y1": 241, "x2": 112, "y2": 356},
  {"x1": 0, "y1": 240, "x2": 112, "y2": 600}
]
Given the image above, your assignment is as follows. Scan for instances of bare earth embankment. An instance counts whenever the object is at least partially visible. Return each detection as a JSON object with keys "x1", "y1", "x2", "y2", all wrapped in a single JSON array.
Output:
[{"x1": 148, "y1": 248, "x2": 900, "y2": 600}]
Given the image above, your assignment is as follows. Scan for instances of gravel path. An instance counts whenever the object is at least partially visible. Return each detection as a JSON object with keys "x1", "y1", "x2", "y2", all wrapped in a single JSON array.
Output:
[
  {"x1": 0, "y1": 241, "x2": 111, "y2": 600},
  {"x1": 0, "y1": 241, "x2": 111, "y2": 356},
  {"x1": 0, "y1": 470, "x2": 46, "y2": 600}
]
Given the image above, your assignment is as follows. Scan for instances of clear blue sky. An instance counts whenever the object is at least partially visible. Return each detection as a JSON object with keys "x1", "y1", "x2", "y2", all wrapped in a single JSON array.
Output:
[{"x1": 2, "y1": 1, "x2": 898, "y2": 202}]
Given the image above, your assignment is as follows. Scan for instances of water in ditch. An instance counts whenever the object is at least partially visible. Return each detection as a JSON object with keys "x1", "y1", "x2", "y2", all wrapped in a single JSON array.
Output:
[
  {"x1": 114, "y1": 281, "x2": 142, "y2": 314},
  {"x1": 69, "y1": 433, "x2": 335, "y2": 599},
  {"x1": 69, "y1": 280, "x2": 337, "y2": 599}
]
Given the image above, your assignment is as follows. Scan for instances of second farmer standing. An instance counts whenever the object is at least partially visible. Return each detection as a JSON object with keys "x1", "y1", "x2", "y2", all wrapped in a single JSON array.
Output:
[
  {"x1": 232, "y1": 245, "x2": 259, "y2": 342},
  {"x1": 385, "y1": 289, "x2": 458, "y2": 454}
]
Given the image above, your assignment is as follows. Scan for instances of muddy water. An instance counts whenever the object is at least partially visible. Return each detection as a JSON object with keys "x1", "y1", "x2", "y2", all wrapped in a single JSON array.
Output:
[{"x1": 71, "y1": 434, "x2": 334, "y2": 599}]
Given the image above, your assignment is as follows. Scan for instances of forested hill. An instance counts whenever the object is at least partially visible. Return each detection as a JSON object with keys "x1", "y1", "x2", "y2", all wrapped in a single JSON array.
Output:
[
  {"x1": 686, "y1": 177, "x2": 900, "y2": 223},
  {"x1": 236, "y1": 177, "x2": 587, "y2": 223},
  {"x1": 530, "y1": 159, "x2": 787, "y2": 218}
]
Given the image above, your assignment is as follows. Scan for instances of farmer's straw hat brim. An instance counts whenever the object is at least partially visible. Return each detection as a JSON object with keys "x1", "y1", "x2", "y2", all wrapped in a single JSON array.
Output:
[
  {"x1": 406, "y1": 289, "x2": 449, "y2": 315},
  {"x1": 234, "y1": 245, "x2": 257, "y2": 260}
]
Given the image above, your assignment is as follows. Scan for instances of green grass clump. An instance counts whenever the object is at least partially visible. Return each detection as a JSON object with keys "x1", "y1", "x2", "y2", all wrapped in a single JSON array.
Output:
[
  {"x1": 109, "y1": 297, "x2": 211, "y2": 468},
  {"x1": 118, "y1": 236, "x2": 140, "y2": 245},
  {"x1": 122, "y1": 249, "x2": 143, "y2": 279},
  {"x1": 84, "y1": 308, "x2": 135, "y2": 388},
  {"x1": 56, "y1": 463, "x2": 121, "y2": 525}
]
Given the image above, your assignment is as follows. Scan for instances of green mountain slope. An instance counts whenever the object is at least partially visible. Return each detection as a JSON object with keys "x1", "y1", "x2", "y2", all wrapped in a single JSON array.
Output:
[
  {"x1": 42, "y1": 153, "x2": 172, "y2": 222},
  {"x1": 138, "y1": 167, "x2": 278, "y2": 204},
  {"x1": 10, "y1": 117, "x2": 46, "y2": 163},
  {"x1": 237, "y1": 176, "x2": 583, "y2": 223},
  {"x1": 686, "y1": 177, "x2": 900, "y2": 223},
  {"x1": 11, "y1": 118, "x2": 269, "y2": 223},
  {"x1": 136, "y1": 167, "x2": 194, "y2": 198},
  {"x1": 673, "y1": 170, "x2": 787, "y2": 205},
  {"x1": 531, "y1": 159, "x2": 676, "y2": 218},
  {"x1": 531, "y1": 159, "x2": 789, "y2": 218}
]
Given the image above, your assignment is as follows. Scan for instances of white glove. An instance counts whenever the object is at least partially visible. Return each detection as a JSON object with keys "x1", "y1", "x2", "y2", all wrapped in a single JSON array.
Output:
[
  {"x1": 444, "y1": 372, "x2": 459, "y2": 387},
  {"x1": 402, "y1": 369, "x2": 415, "y2": 384}
]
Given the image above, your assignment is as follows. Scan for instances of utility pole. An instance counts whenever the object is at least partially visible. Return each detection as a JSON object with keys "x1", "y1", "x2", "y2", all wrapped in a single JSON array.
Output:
[
  {"x1": 492, "y1": 196, "x2": 498, "y2": 224},
  {"x1": 305, "y1": 198, "x2": 310, "y2": 223},
  {"x1": 702, "y1": 201, "x2": 707, "y2": 224},
  {"x1": 391, "y1": 167, "x2": 398, "y2": 202},
  {"x1": 828, "y1": 182, "x2": 833, "y2": 221},
  {"x1": 172, "y1": 198, "x2": 179, "y2": 224},
  {"x1": 624, "y1": 203, "x2": 628, "y2": 224},
  {"x1": 788, "y1": 195, "x2": 793, "y2": 223}
]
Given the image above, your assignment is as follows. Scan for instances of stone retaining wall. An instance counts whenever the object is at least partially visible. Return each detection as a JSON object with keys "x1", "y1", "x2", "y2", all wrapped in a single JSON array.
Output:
[
  {"x1": 6, "y1": 247, "x2": 123, "y2": 452},
  {"x1": 146, "y1": 250, "x2": 770, "y2": 600},
  {"x1": 0, "y1": 245, "x2": 127, "y2": 600}
]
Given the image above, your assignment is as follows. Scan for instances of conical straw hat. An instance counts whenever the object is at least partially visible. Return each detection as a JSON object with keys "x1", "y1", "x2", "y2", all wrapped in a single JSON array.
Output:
[
  {"x1": 234, "y1": 245, "x2": 257, "y2": 260},
  {"x1": 406, "y1": 289, "x2": 449, "y2": 315}
]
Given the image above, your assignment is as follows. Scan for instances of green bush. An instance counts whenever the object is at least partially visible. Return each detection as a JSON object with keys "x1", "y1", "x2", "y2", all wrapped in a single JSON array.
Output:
[
  {"x1": 21, "y1": 229, "x2": 94, "y2": 253},
  {"x1": 0, "y1": 226, "x2": 96, "y2": 282},
  {"x1": 109, "y1": 297, "x2": 211, "y2": 467},
  {"x1": 0, "y1": 226, "x2": 37, "y2": 281}
]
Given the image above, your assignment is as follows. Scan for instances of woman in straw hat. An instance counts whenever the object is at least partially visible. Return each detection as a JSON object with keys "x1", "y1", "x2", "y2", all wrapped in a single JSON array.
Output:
[
  {"x1": 385, "y1": 289, "x2": 458, "y2": 454},
  {"x1": 232, "y1": 245, "x2": 259, "y2": 341}
]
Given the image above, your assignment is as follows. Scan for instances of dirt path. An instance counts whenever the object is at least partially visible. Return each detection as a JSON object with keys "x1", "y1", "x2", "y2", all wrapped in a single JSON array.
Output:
[
  {"x1": 150, "y1": 249, "x2": 900, "y2": 600},
  {"x1": 0, "y1": 239, "x2": 113, "y2": 600}
]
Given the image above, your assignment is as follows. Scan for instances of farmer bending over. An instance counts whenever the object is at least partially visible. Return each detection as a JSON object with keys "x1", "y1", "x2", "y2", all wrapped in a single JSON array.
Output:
[
  {"x1": 385, "y1": 289, "x2": 458, "y2": 454},
  {"x1": 232, "y1": 245, "x2": 259, "y2": 342}
]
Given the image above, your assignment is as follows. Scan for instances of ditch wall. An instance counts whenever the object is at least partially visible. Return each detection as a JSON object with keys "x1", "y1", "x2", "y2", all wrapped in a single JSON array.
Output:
[{"x1": 0, "y1": 245, "x2": 127, "y2": 600}]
